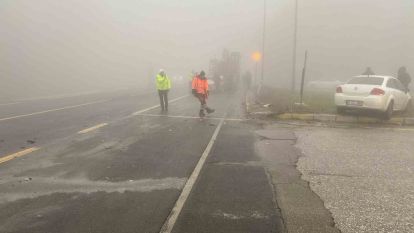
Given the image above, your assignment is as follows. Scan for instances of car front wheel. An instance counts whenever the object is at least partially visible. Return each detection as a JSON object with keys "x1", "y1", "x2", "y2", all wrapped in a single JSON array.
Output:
[
  {"x1": 383, "y1": 101, "x2": 394, "y2": 120},
  {"x1": 404, "y1": 100, "x2": 412, "y2": 113},
  {"x1": 337, "y1": 107, "x2": 346, "y2": 115}
]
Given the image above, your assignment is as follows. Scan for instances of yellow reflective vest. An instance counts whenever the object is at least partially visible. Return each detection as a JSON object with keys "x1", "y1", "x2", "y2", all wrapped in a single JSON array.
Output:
[{"x1": 156, "y1": 74, "x2": 171, "y2": 90}]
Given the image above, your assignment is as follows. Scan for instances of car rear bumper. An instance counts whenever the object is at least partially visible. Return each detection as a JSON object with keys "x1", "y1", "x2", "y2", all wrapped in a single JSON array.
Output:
[{"x1": 335, "y1": 94, "x2": 387, "y2": 111}]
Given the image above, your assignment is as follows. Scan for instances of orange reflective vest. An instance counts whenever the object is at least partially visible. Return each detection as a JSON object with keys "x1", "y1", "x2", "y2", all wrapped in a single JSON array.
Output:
[{"x1": 192, "y1": 76, "x2": 209, "y2": 94}]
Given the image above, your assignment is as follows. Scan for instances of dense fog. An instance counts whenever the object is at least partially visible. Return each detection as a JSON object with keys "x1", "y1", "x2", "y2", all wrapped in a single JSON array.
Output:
[
  {"x1": 1, "y1": 0, "x2": 412, "y2": 100},
  {"x1": 266, "y1": 0, "x2": 414, "y2": 88}
]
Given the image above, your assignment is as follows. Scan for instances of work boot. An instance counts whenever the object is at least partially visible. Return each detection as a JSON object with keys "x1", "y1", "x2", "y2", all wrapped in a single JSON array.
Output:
[
  {"x1": 206, "y1": 107, "x2": 215, "y2": 114},
  {"x1": 199, "y1": 109, "x2": 205, "y2": 118}
]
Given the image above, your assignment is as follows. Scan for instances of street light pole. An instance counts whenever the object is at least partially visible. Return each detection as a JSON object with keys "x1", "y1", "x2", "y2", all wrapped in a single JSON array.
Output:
[
  {"x1": 291, "y1": 0, "x2": 298, "y2": 93},
  {"x1": 252, "y1": 52, "x2": 261, "y2": 99},
  {"x1": 255, "y1": 61, "x2": 259, "y2": 87}
]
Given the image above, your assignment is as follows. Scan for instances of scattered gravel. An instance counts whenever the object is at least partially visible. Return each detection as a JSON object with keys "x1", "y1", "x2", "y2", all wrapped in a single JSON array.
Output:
[{"x1": 295, "y1": 127, "x2": 414, "y2": 233}]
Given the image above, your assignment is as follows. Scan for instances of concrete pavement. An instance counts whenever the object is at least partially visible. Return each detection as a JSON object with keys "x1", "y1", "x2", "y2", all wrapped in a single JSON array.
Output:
[
  {"x1": 276, "y1": 113, "x2": 414, "y2": 126},
  {"x1": 295, "y1": 125, "x2": 414, "y2": 233},
  {"x1": 255, "y1": 127, "x2": 340, "y2": 233}
]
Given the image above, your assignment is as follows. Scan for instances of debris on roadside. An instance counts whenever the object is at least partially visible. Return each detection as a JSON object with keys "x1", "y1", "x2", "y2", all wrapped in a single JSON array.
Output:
[{"x1": 27, "y1": 140, "x2": 36, "y2": 144}]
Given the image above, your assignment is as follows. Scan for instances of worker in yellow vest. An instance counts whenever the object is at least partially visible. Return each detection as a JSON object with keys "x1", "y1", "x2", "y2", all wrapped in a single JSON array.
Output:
[{"x1": 156, "y1": 69, "x2": 171, "y2": 112}]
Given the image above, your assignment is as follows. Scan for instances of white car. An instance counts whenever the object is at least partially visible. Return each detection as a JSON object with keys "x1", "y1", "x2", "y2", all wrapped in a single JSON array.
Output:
[{"x1": 335, "y1": 75, "x2": 412, "y2": 119}]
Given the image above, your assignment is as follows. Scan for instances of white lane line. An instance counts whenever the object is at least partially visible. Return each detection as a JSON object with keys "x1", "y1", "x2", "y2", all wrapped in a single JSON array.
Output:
[
  {"x1": 135, "y1": 113, "x2": 245, "y2": 121},
  {"x1": 0, "y1": 100, "x2": 108, "y2": 122},
  {"x1": 0, "y1": 102, "x2": 21, "y2": 106},
  {"x1": 0, "y1": 147, "x2": 41, "y2": 165},
  {"x1": 132, "y1": 95, "x2": 189, "y2": 116},
  {"x1": 16, "y1": 91, "x2": 103, "y2": 102},
  {"x1": 78, "y1": 123, "x2": 108, "y2": 134},
  {"x1": 159, "y1": 114, "x2": 226, "y2": 233}
]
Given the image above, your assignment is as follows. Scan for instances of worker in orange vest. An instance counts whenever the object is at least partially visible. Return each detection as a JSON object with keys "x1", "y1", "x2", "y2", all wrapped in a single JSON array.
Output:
[{"x1": 192, "y1": 70, "x2": 215, "y2": 118}]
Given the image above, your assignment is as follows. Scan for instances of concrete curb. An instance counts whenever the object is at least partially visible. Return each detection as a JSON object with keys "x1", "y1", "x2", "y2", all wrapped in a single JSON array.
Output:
[
  {"x1": 275, "y1": 113, "x2": 414, "y2": 126},
  {"x1": 245, "y1": 102, "x2": 414, "y2": 126}
]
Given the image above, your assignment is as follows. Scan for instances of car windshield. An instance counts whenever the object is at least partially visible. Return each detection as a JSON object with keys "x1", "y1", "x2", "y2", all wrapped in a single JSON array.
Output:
[{"x1": 348, "y1": 77, "x2": 384, "y2": 85}]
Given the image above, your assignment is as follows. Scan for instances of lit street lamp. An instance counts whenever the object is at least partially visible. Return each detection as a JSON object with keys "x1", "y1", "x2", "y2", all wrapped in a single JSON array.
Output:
[{"x1": 252, "y1": 51, "x2": 262, "y2": 87}]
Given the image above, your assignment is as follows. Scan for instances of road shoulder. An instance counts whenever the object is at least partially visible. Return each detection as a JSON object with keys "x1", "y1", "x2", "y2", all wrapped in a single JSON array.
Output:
[
  {"x1": 172, "y1": 121, "x2": 285, "y2": 233},
  {"x1": 255, "y1": 126, "x2": 340, "y2": 233}
]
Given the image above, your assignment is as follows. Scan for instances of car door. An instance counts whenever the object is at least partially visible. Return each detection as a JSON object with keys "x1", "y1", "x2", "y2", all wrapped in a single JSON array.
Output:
[
  {"x1": 394, "y1": 79, "x2": 409, "y2": 110},
  {"x1": 386, "y1": 79, "x2": 402, "y2": 110}
]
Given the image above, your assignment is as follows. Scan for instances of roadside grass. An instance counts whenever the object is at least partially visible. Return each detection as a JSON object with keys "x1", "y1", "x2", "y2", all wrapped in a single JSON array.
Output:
[
  {"x1": 258, "y1": 86, "x2": 336, "y2": 114},
  {"x1": 257, "y1": 86, "x2": 414, "y2": 117},
  {"x1": 294, "y1": 90, "x2": 336, "y2": 113}
]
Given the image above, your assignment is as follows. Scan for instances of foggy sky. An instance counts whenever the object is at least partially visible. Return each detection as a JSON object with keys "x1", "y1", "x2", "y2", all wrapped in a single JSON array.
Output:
[
  {"x1": 1, "y1": 0, "x2": 413, "y2": 99},
  {"x1": 266, "y1": 0, "x2": 414, "y2": 87}
]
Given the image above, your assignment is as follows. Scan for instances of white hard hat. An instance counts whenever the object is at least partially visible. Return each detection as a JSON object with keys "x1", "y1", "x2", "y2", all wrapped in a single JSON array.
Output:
[{"x1": 159, "y1": 69, "x2": 165, "y2": 73}]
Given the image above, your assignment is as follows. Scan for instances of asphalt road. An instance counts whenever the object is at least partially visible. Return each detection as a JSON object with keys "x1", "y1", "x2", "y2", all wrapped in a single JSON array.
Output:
[{"x1": 0, "y1": 88, "x2": 284, "y2": 233}]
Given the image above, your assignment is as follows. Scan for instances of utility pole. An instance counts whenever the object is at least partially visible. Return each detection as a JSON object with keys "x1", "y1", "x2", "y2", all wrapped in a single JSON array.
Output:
[
  {"x1": 299, "y1": 51, "x2": 308, "y2": 104},
  {"x1": 291, "y1": 0, "x2": 298, "y2": 93},
  {"x1": 260, "y1": 0, "x2": 266, "y2": 88}
]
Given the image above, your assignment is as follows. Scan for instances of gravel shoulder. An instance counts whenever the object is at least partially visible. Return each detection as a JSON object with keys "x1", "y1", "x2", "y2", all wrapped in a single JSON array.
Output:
[{"x1": 295, "y1": 126, "x2": 414, "y2": 233}]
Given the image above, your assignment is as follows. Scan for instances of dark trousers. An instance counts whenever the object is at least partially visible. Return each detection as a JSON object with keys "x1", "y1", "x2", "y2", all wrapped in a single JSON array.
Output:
[
  {"x1": 197, "y1": 93, "x2": 207, "y2": 105},
  {"x1": 158, "y1": 90, "x2": 169, "y2": 110},
  {"x1": 196, "y1": 93, "x2": 208, "y2": 110}
]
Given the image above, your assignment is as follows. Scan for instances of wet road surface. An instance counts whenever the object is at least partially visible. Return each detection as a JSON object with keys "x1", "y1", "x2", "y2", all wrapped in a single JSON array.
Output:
[{"x1": 0, "y1": 89, "x2": 284, "y2": 233}]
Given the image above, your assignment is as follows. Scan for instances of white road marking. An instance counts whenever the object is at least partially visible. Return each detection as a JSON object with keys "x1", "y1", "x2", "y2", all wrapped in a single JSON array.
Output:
[
  {"x1": 159, "y1": 114, "x2": 226, "y2": 233},
  {"x1": 0, "y1": 100, "x2": 108, "y2": 122},
  {"x1": 16, "y1": 91, "x2": 103, "y2": 102},
  {"x1": 132, "y1": 95, "x2": 189, "y2": 116},
  {"x1": 0, "y1": 177, "x2": 186, "y2": 204},
  {"x1": 135, "y1": 113, "x2": 244, "y2": 121},
  {"x1": 0, "y1": 102, "x2": 21, "y2": 106},
  {"x1": 78, "y1": 123, "x2": 108, "y2": 134},
  {"x1": 0, "y1": 147, "x2": 41, "y2": 165}
]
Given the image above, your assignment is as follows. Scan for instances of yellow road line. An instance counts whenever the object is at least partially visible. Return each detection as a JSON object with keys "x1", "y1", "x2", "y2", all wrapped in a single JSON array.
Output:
[
  {"x1": 0, "y1": 100, "x2": 108, "y2": 122},
  {"x1": 78, "y1": 123, "x2": 108, "y2": 134},
  {"x1": 361, "y1": 126, "x2": 414, "y2": 132},
  {"x1": 394, "y1": 128, "x2": 414, "y2": 131},
  {"x1": 0, "y1": 147, "x2": 41, "y2": 165}
]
